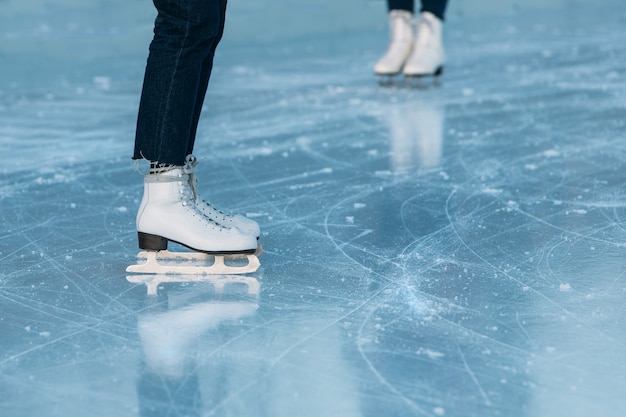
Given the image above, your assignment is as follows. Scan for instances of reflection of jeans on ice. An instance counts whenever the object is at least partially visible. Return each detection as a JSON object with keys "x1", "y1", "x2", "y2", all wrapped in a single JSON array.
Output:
[
  {"x1": 387, "y1": 0, "x2": 448, "y2": 19},
  {"x1": 134, "y1": 0, "x2": 227, "y2": 166}
]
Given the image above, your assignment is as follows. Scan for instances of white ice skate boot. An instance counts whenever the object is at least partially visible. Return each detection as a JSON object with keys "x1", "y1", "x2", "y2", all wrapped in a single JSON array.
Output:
[
  {"x1": 184, "y1": 155, "x2": 260, "y2": 238},
  {"x1": 127, "y1": 166, "x2": 260, "y2": 275},
  {"x1": 374, "y1": 10, "x2": 414, "y2": 83},
  {"x1": 403, "y1": 12, "x2": 444, "y2": 83}
]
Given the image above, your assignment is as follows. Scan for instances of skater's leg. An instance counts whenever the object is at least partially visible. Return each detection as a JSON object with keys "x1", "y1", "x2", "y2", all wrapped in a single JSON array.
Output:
[
  {"x1": 186, "y1": 0, "x2": 227, "y2": 155},
  {"x1": 130, "y1": 0, "x2": 261, "y2": 266},
  {"x1": 420, "y1": 0, "x2": 448, "y2": 21},
  {"x1": 134, "y1": 0, "x2": 225, "y2": 166},
  {"x1": 387, "y1": 0, "x2": 414, "y2": 13},
  {"x1": 130, "y1": 0, "x2": 259, "y2": 268}
]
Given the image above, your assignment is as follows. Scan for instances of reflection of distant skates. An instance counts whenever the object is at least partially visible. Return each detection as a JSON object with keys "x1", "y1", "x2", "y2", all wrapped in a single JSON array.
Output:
[
  {"x1": 374, "y1": 11, "x2": 445, "y2": 87},
  {"x1": 127, "y1": 155, "x2": 261, "y2": 275}
]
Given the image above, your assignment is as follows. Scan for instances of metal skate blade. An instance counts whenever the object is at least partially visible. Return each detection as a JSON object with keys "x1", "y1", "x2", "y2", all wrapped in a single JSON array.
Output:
[
  {"x1": 405, "y1": 66, "x2": 443, "y2": 89},
  {"x1": 126, "y1": 250, "x2": 261, "y2": 275},
  {"x1": 376, "y1": 73, "x2": 400, "y2": 87}
]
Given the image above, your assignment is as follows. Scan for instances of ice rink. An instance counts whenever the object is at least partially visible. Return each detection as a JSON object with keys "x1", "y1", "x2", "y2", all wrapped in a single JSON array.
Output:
[{"x1": 1, "y1": 1, "x2": 625, "y2": 416}]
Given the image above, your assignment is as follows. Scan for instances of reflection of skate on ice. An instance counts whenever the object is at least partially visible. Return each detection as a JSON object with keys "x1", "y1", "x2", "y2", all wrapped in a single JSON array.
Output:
[
  {"x1": 403, "y1": 12, "x2": 445, "y2": 87},
  {"x1": 138, "y1": 300, "x2": 258, "y2": 378},
  {"x1": 126, "y1": 273, "x2": 262, "y2": 296},
  {"x1": 374, "y1": 10, "x2": 414, "y2": 86},
  {"x1": 127, "y1": 162, "x2": 260, "y2": 275},
  {"x1": 135, "y1": 291, "x2": 259, "y2": 415}
]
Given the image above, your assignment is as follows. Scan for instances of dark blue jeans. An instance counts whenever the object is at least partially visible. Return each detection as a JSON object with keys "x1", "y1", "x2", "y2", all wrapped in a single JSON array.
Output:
[
  {"x1": 388, "y1": 0, "x2": 448, "y2": 20},
  {"x1": 134, "y1": 0, "x2": 227, "y2": 166}
]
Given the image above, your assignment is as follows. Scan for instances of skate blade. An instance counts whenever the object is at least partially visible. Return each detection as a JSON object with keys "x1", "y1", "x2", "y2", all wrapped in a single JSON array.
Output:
[
  {"x1": 376, "y1": 73, "x2": 401, "y2": 87},
  {"x1": 126, "y1": 250, "x2": 261, "y2": 275},
  {"x1": 405, "y1": 66, "x2": 443, "y2": 89},
  {"x1": 126, "y1": 273, "x2": 261, "y2": 296}
]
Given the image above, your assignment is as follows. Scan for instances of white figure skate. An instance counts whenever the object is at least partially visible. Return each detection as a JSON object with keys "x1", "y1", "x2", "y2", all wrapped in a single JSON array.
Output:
[
  {"x1": 374, "y1": 10, "x2": 414, "y2": 86},
  {"x1": 184, "y1": 154, "x2": 260, "y2": 238},
  {"x1": 127, "y1": 166, "x2": 260, "y2": 275},
  {"x1": 403, "y1": 11, "x2": 445, "y2": 87}
]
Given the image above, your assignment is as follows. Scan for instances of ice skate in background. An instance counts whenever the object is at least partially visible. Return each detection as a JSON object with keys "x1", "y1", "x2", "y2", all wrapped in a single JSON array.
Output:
[
  {"x1": 374, "y1": 10, "x2": 414, "y2": 85},
  {"x1": 127, "y1": 155, "x2": 262, "y2": 275},
  {"x1": 374, "y1": 10, "x2": 445, "y2": 87},
  {"x1": 403, "y1": 11, "x2": 445, "y2": 86}
]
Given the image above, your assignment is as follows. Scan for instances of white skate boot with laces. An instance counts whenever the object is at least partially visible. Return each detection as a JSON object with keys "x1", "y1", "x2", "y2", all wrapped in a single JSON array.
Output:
[
  {"x1": 127, "y1": 164, "x2": 260, "y2": 275},
  {"x1": 374, "y1": 10, "x2": 414, "y2": 85},
  {"x1": 403, "y1": 11, "x2": 444, "y2": 85},
  {"x1": 184, "y1": 155, "x2": 260, "y2": 239}
]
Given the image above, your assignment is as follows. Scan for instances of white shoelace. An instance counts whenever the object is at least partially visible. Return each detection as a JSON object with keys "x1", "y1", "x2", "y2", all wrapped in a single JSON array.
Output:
[{"x1": 183, "y1": 154, "x2": 229, "y2": 218}]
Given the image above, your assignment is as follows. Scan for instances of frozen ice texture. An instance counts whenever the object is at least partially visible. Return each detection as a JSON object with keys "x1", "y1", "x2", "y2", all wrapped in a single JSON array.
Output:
[{"x1": 0, "y1": 1, "x2": 625, "y2": 416}]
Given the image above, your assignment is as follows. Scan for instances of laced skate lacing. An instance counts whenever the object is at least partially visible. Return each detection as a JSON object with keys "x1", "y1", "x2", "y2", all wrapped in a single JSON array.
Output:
[
  {"x1": 178, "y1": 175, "x2": 196, "y2": 208},
  {"x1": 145, "y1": 159, "x2": 199, "y2": 206},
  {"x1": 144, "y1": 160, "x2": 227, "y2": 231},
  {"x1": 182, "y1": 155, "x2": 199, "y2": 201},
  {"x1": 179, "y1": 176, "x2": 228, "y2": 231},
  {"x1": 184, "y1": 154, "x2": 232, "y2": 223}
]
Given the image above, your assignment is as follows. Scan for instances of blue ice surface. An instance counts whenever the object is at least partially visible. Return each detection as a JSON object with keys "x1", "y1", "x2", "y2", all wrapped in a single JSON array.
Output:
[{"x1": 1, "y1": 1, "x2": 625, "y2": 416}]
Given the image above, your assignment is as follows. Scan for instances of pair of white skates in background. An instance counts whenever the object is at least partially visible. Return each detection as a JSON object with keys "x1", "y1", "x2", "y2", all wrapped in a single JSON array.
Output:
[
  {"x1": 126, "y1": 155, "x2": 261, "y2": 275},
  {"x1": 375, "y1": 10, "x2": 445, "y2": 86}
]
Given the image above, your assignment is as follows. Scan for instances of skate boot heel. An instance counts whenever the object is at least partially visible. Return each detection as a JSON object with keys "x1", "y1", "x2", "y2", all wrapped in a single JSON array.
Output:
[{"x1": 138, "y1": 232, "x2": 168, "y2": 251}]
